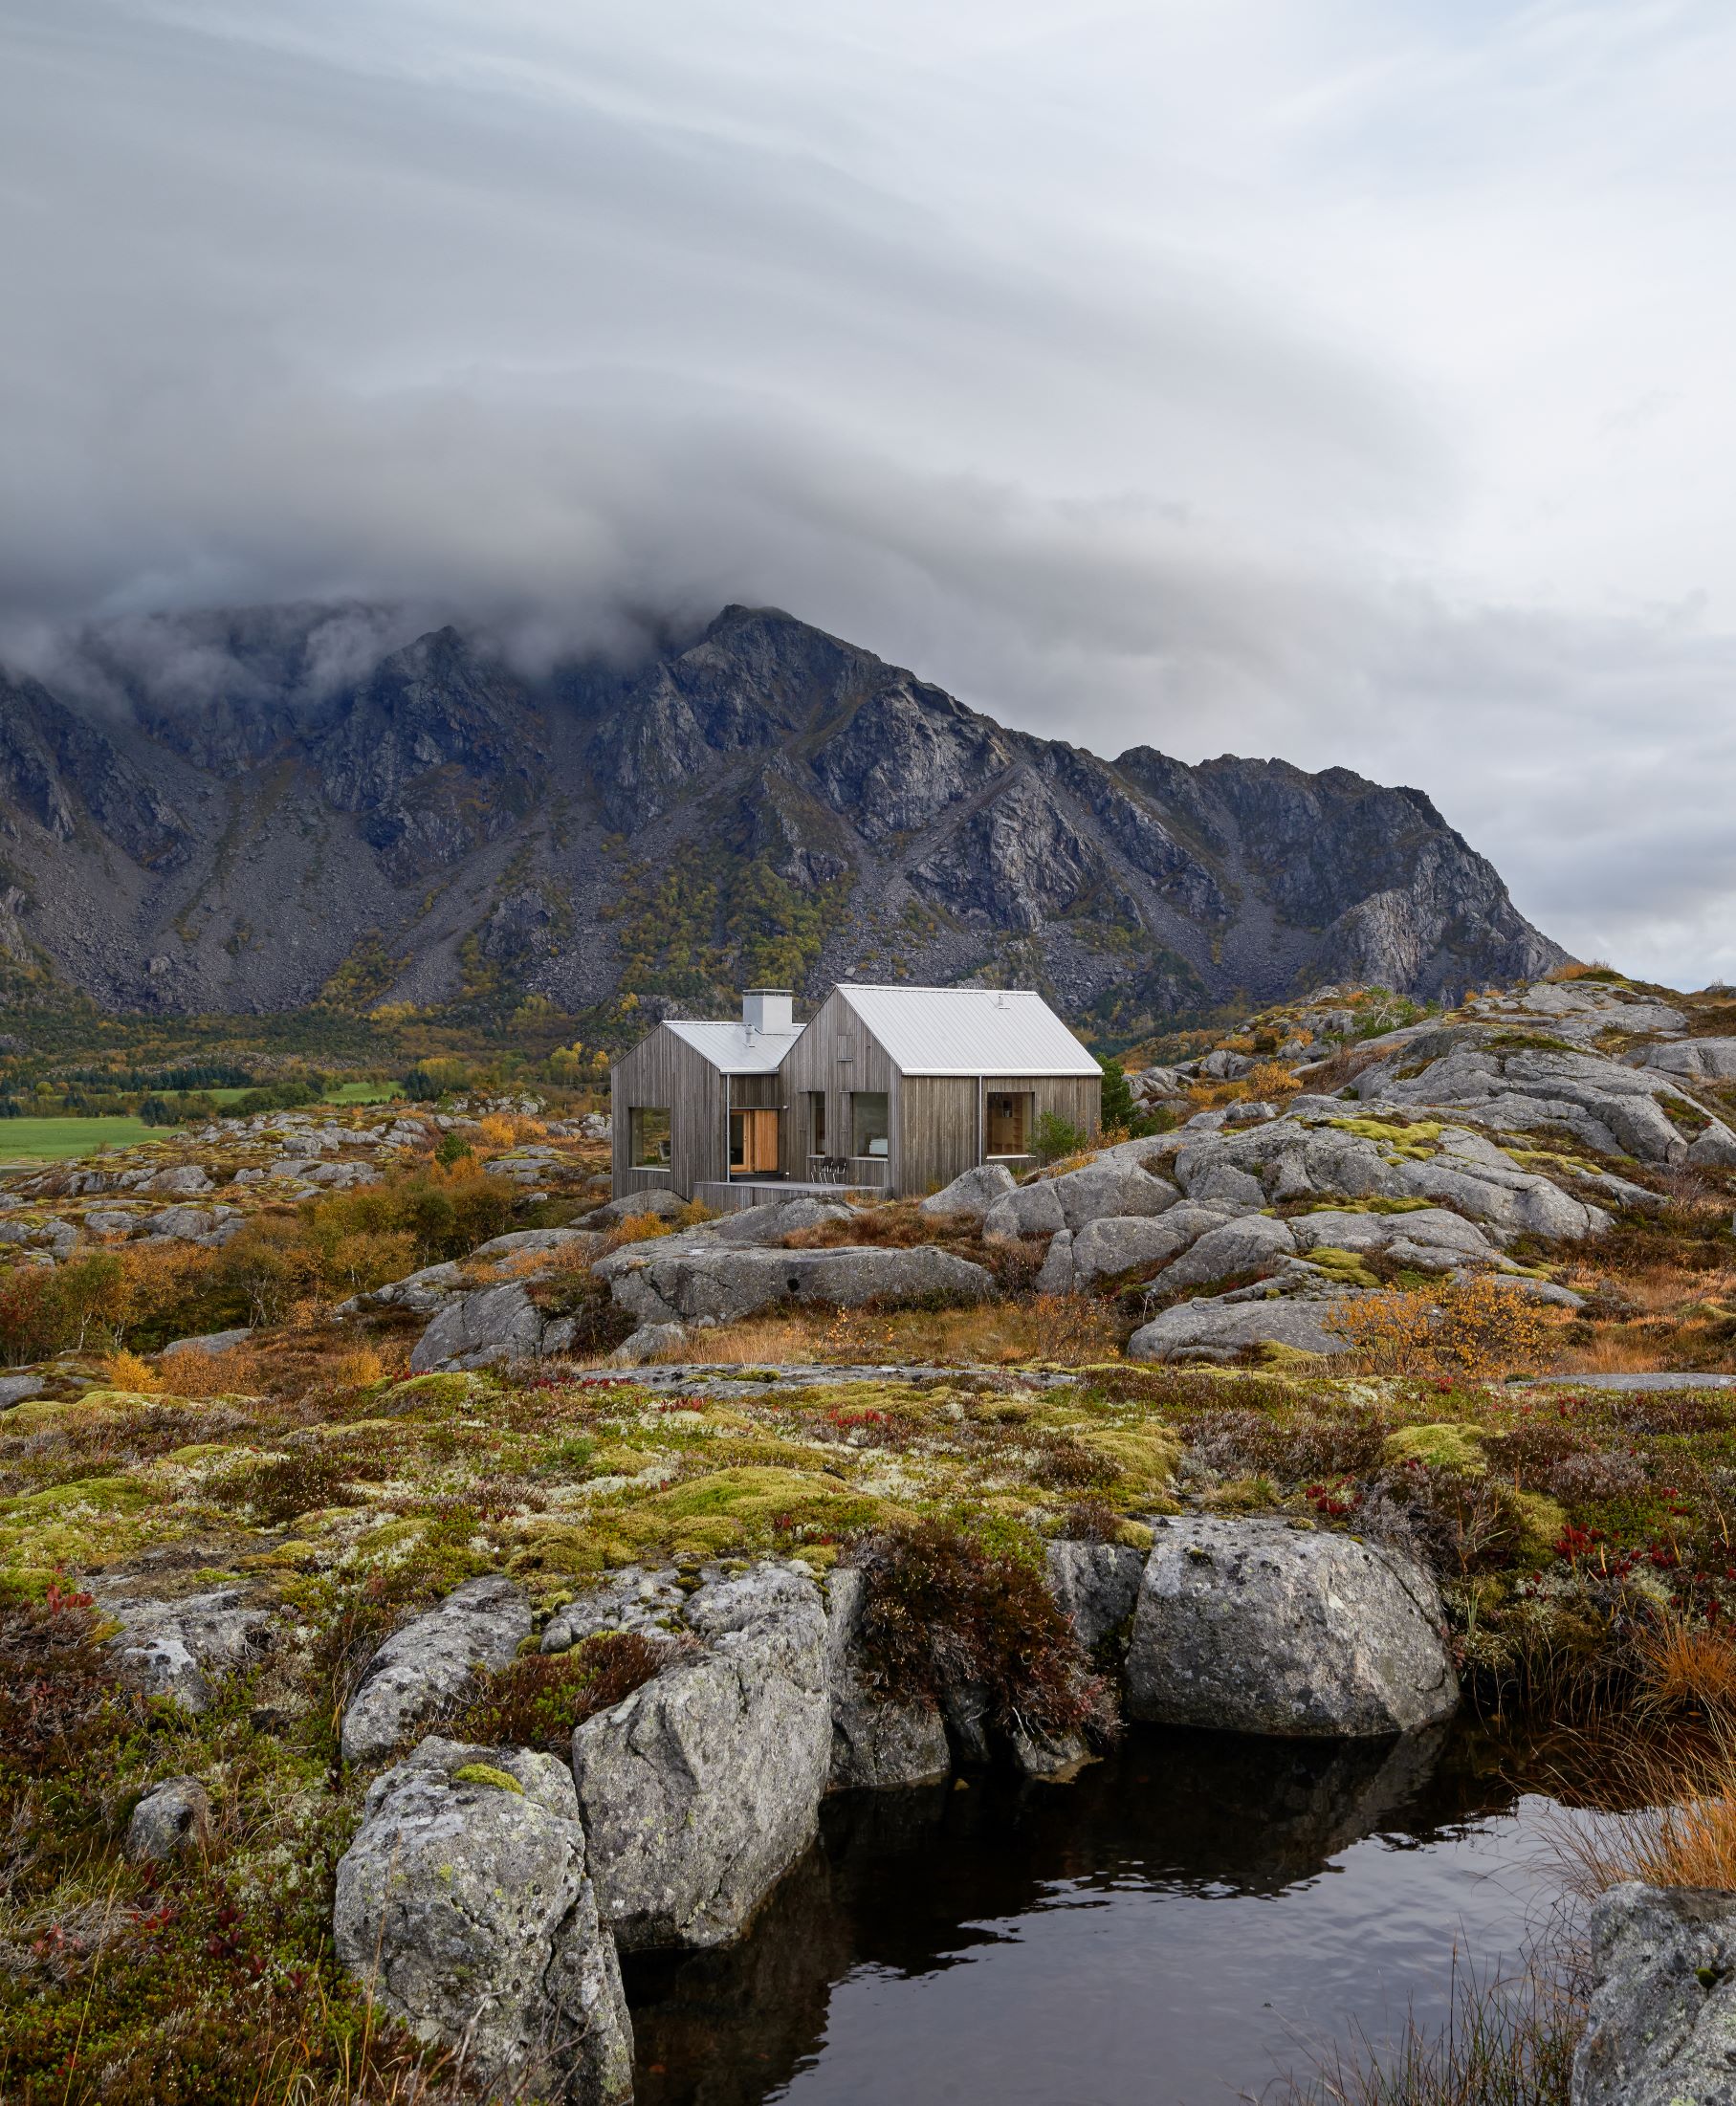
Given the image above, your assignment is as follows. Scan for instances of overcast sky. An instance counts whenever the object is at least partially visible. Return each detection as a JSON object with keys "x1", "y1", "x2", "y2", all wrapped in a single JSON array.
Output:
[{"x1": 3, "y1": 0, "x2": 1734, "y2": 984}]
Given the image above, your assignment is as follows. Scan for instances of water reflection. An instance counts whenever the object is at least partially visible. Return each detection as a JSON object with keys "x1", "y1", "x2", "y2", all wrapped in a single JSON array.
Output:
[{"x1": 629, "y1": 1724, "x2": 1559, "y2": 2106}]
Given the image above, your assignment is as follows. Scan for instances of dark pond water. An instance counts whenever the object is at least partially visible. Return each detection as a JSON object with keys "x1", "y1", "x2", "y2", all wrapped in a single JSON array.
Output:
[{"x1": 627, "y1": 1723, "x2": 1585, "y2": 2106}]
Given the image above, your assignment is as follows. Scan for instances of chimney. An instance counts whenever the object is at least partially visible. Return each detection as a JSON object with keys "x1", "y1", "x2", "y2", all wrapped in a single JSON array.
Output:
[{"x1": 742, "y1": 988, "x2": 794, "y2": 1034}]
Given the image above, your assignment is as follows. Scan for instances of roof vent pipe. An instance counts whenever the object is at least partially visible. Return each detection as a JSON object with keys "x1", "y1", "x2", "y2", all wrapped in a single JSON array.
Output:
[{"x1": 742, "y1": 989, "x2": 794, "y2": 1035}]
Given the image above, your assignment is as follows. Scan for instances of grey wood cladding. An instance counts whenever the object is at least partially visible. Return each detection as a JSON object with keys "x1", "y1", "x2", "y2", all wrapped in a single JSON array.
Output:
[
  {"x1": 610, "y1": 1021, "x2": 728, "y2": 1196},
  {"x1": 611, "y1": 987, "x2": 1102, "y2": 1201}
]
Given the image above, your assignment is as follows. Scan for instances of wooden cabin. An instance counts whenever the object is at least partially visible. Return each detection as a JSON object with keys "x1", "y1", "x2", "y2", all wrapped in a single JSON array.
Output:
[
  {"x1": 610, "y1": 981, "x2": 1101, "y2": 1207},
  {"x1": 609, "y1": 989, "x2": 804, "y2": 1209},
  {"x1": 779, "y1": 983, "x2": 1101, "y2": 1199}
]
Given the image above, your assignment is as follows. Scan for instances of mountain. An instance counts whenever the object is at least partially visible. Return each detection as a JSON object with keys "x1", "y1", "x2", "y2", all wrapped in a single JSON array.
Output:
[{"x1": 0, "y1": 603, "x2": 1565, "y2": 1034}]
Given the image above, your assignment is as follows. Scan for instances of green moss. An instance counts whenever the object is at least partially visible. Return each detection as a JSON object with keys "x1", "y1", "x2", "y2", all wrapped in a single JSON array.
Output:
[
  {"x1": 1505, "y1": 1146, "x2": 1599, "y2": 1176},
  {"x1": 1296, "y1": 1196, "x2": 1436, "y2": 1216},
  {"x1": 1508, "y1": 1491, "x2": 1569, "y2": 1563},
  {"x1": 1325, "y1": 1117, "x2": 1443, "y2": 1148},
  {"x1": 1257, "y1": 1340, "x2": 1329, "y2": 1369},
  {"x1": 1305, "y1": 1246, "x2": 1382, "y2": 1289},
  {"x1": 1485, "y1": 1030, "x2": 1580, "y2": 1055},
  {"x1": 1075, "y1": 1426, "x2": 1181, "y2": 1494},
  {"x1": 7, "y1": 1475, "x2": 155, "y2": 1517},
  {"x1": 509, "y1": 1521, "x2": 606, "y2": 1579},
  {"x1": 452, "y1": 1761, "x2": 523, "y2": 1794},
  {"x1": 600, "y1": 1465, "x2": 886, "y2": 1562},
  {"x1": 590, "y1": 1444, "x2": 659, "y2": 1477},
  {"x1": 385, "y1": 1371, "x2": 491, "y2": 1410},
  {"x1": 1383, "y1": 1423, "x2": 1489, "y2": 1474}
]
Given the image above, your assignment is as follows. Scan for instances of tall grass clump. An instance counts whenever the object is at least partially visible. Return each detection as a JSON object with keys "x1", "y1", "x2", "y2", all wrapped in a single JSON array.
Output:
[{"x1": 1271, "y1": 1956, "x2": 1582, "y2": 2106}]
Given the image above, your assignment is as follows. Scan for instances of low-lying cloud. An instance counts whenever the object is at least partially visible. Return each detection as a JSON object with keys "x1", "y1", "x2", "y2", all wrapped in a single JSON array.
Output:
[{"x1": 3, "y1": 0, "x2": 1735, "y2": 984}]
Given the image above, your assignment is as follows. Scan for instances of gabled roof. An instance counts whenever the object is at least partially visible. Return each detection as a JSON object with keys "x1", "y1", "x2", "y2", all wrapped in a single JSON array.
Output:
[
  {"x1": 836, "y1": 984, "x2": 1100, "y2": 1077},
  {"x1": 663, "y1": 1019, "x2": 804, "y2": 1074}
]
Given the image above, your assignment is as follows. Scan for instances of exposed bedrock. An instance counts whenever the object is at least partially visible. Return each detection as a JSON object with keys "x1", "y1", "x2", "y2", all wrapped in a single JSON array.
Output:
[
  {"x1": 1124, "y1": 1516, "x2": 1459, "y2": 1737},
  {"x1": 333, "y1": 1737, "x2": 633, "y2": 2105},
  {"x1": 569, "y1": 1562, "x2": 832, "y2": 1950},
  {"x1": 1573, "y1": 1881, "x2": 1736, "y2": 2106}
]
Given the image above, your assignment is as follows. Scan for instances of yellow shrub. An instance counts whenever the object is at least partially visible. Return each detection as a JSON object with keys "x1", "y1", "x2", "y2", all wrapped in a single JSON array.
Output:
[
  {"x1": 1329, "y1": 1277, "x2": 1560, "y2": 1380},
  {"x1": 98, "y1": 1349, "x2": 163, "y2": 1393},
  {"x1": 602, "y1": 1212, "x2": 674, "y2": 1252},
  {"x1": 1242, "y1": 1059, "x2": 1302, "y2": 1100},
  {"x1": 476, "y1": 1113, "x2": 518, "y2": 1150}
]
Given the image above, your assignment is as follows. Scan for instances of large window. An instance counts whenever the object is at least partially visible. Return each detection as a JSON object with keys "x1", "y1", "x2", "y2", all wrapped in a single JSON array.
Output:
[
  {"x1": 851, "y1": 1090, "x2": 890, "y2": 1158},
  {"x1": 629, "y1": 1106, "x2": 671, "y2": 1169},
  {"x1": 985, "y1": 1090, "x2": 1033, "y2": 1157}
]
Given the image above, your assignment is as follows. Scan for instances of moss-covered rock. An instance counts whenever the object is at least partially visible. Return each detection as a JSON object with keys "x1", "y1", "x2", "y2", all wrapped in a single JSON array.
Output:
[{"x1": 1383, "y1": 1423, "x2": 1489, "y2": 1474}]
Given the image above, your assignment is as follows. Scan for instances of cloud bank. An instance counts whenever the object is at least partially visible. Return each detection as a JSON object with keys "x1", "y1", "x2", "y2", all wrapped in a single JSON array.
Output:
[{"x1": 3, "y1": 0, "x2": 1735, "y2": 981}]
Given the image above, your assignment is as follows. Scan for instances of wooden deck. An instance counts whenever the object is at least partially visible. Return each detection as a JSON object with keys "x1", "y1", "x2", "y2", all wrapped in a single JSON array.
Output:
[{"x1": 694, "y1": 1177, "x2": 879, "y2": 1212}]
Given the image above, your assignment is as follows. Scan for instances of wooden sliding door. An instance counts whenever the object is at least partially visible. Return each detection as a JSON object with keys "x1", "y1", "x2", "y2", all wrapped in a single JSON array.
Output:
[{"x1": 729, "y1": 1108, "x2": 780, "y2": 1175}]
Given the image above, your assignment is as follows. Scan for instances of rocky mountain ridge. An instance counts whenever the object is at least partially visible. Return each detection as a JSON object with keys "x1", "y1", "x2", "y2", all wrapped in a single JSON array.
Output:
[{"x1": 0, "y1": 603, "x2": 1564, "y2": 1031}]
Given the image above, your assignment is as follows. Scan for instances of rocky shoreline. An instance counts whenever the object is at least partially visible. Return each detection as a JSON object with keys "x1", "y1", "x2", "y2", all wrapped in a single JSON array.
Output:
[{"x1": 304, "y1": 1516, "x2": 1457, "y2": 2102}]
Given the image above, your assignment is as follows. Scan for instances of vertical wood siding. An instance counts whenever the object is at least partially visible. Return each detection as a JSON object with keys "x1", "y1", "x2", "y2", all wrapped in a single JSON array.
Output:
[
  {"x1": 896, "y1": 1076, "x2": 979, "y2": 1195},
  {"x1": 778, "y1": 987, "x2": 895, "y2": 1186},
  {"x1": 610, "y1": 1025, "x2": 728, "y2": 1199},
  {"x1": 613, "y1": 1001, "x2": 1103, "y2": 1201}
]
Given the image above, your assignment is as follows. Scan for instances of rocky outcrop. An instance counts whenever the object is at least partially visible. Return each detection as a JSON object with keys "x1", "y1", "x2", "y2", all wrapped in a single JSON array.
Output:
[
  {"x1": 408, "y1": 1283, "x2": 577, "y2": 1372},
  {"x1": 1128, "y1": 1289, "x2": 1364, "y2": 1364},
  {"x1": 541, "y1": 1567, "x2": 687, "y2": 1655},
  {"x1": 160, "y1": 1327, "x2": 253, "y2": 1357},
  {"x1": 982, "y1": 1160, "x2": 1176, "y2": 1240},
  {"x1": 99, "y1": 1585, "x2": 275, "y2": 1713},
  {"x1": 1125, "y1": 1517, "x2": 1458, "y2": 1736},
  {"x1": 1573, "y1": 1882, "x2": 1736, "y2": 2106},
  {"x1": 341, "y1": 1575, "x2": 531, "y2": 1766},
  {"x1": 570, "y1": 1562, "x2": 832, "y2": 1949},
  {"x1": 1643, "y1": 1036, "x2": 1736, "y2": 1080},
  {"x1": 918, "y1": 1163, "x2": 1017, "y2": 1221},
  {"x1": 1044, "y1": 1541, "x2": 1147, "y2": 1654},
  {"x1": 333, "y1": 1737, "x2": 632, "y2": 2105},
  {"x1": 1351, "y1": 1038, "x2": 1703, "y2": 1167},
  {"x1": 692, "y1": 1196, "x2": 857, "y2": 1245},
  {"x1": 823, "y1": 1568, "x2": 951, "y2": 1789},
  {"x1": 581, "y1": 1189, "x2": 691, "y2": 1229},
  {"x1": 594, "y1": 1241, "x2": 994, "y2": 1330}
]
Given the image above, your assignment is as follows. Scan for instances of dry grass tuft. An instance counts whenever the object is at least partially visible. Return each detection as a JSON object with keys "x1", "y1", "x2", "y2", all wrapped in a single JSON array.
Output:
[
  {"x1": 1637, "y1": 1612, "x2": 1736, "y2": 1717},
  {"x1": 155, "y1": 1341, "x2": 269, "y2": 1396},
  {"x1": 598, "y1": 1212, "x2": 673, "y2": 1254},
  {"x1": 1270, "y1": 1956, "x2": 1582, "y2": 2106},
  {"x1": 1549, "y1": 1718, "x2": 1736, "y2": 1898},
  {"x1": 333, "y1": 1345, "x2": 390, "y2": 1388},
  {"x1": 630, "y1": 1293, "x2": 1123, "y2": 1370}
]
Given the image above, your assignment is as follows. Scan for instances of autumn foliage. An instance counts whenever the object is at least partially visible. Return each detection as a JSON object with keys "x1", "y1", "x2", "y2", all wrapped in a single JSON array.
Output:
[{"x1": 1327, "y1": 1276, "x2": 1561, "y2": 1379}]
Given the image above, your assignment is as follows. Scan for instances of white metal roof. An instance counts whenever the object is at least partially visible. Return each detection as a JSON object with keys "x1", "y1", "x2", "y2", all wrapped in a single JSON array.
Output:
[
  {"x1": 664, "y1": 1019, "x2": 805, "y2": 1073},
  {"x1": 836, "y1": 984, "x2": 1101, "y2": 1077}
]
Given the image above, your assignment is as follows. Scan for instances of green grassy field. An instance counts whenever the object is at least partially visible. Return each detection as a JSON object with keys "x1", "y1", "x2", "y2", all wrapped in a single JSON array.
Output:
[
  {"x1": 0, "y1": 1115, "x2": 178, "y2": 1162},
  {"x1": 322, "y1": 1080, "x2": 403, "y2": 1103}
]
